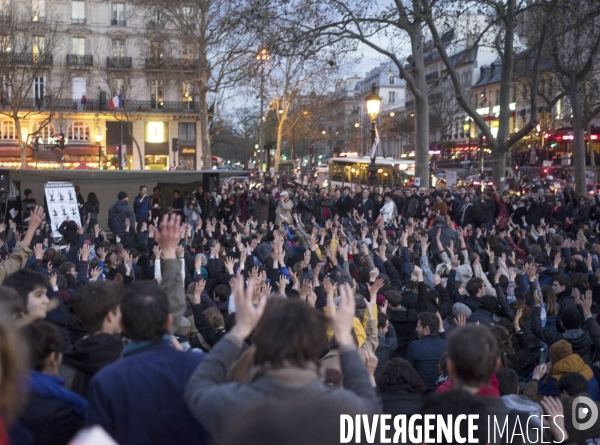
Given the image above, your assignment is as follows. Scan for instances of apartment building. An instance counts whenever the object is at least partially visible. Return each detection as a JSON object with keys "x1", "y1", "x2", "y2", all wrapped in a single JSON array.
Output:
[{"x1": 0, "y1": 0, "x2": 204, "y2": 170}]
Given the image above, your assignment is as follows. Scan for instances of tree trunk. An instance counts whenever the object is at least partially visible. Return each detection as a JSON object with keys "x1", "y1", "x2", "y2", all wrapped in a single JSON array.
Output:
[
  {"x1": 411, "y1": 27, "x2": 430, "y2": 188},
  {"x1": 570, "y1": 81, "x2": 587, "y2": 195},
  {"x1": 198, "y1": 85, "x2": 211, "y2": 169},
  {"x1": 589, "y1": 123, "x2": 596, "y2": 184},
  {"x1": 492, "y1": 143, "x2": 507, "y2": 190},
  {"x1": 274, "y1": 119, "x2": 284, "y2": 172},
  {"x1": 14, "y1": 118, "x2": 26, "y2": 168},
  {"x1": 125, "y1": 120, "x2": 144, "y2": 169}
]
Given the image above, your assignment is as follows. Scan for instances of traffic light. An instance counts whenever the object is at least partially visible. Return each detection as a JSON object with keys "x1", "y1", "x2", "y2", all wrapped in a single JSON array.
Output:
[
  {"x1": 172, "y1": 138, "x2": 179, "y2": 153},
  {"x1": 32, "y1": 136, "x2": 39, "y2": 151}
]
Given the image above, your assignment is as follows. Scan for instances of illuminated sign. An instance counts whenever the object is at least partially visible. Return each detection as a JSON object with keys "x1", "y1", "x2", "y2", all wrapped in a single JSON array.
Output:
[{"x1": 147, "y1": 122, "x2": 164, "y2": 143}]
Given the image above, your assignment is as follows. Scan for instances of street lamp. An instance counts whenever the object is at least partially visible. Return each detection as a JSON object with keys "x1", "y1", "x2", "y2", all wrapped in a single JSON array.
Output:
[
  {"x1": 463, "y1": 120, "x2": 471, "y2": 161},
  {"x1": 366, "y1": 86, "x2": 381, "y2": 186}
]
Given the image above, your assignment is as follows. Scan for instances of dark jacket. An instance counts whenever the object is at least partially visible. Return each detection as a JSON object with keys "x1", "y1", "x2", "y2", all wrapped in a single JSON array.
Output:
[
  {"x1": 404, "y1": 334, "x2": 447, "y2": 392},
  {"x1": 468, "y1": 309, "x2": 496, "y2": 327},
  {"x1": 375, "y1": 323, "x2": 397, "y2": 375},
  {"x1": 199, "y1": 196, "x2": 217, "y2": 220},
  {"x1": 86, "y1": 341, "x2": 209, "y2": 445},
  {"x1": 379, "y1": 389, "x2": 422, "y2": 417},
  {"x1": 133, "y1": 194, "x2": 151, "y2": 219},
  {"x1": 254, "y1": 191, "x2": 269, "y2": 221},
  {"x1": 335, "y1": 194, "x2": 353, "y2": 218},
  {"x1": 61, "y1": 333, "x2": 124, "y2": 398},
  {"x1": 388, "y1": 286, "x2": 428, "y2": 358},
  {"x1": 480, "y1": 197, "x2": 496, "y2": 223},
  {"x1": 108, "y1": 199, "x2": 135, "y2": 237},
  {"x1": 356, "y1": 198, "x2": 375, "y2": 220},
  {"x1": 427, "y1": 222, "x2": 455, "y2": 255}
]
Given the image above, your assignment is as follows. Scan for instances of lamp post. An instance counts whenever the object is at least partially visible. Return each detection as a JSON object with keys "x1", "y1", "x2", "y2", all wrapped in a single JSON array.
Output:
[
  {"x1": 366, "y1": 86, "x2": 382, "y2": 186},
  {"x1": 256, "y1": 48, "x2": 269, "y2": 172},
  {"x1": 463, "y1": 120, "x2": 471, "y2": 161}
]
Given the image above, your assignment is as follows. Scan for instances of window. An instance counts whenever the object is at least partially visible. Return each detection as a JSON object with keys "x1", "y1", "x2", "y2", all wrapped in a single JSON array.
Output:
[
  {"x1": 389, "y1": 75, "x2": 395, "y2": 85},
  {"x1": 179, "y1": 123, "x2": 195, "y2": 141},
  {"x1": 0, "y1": 76, "x2": 10, "y2": 103},
  {"x1": 72, "y1": 37, "x2": 85, "y2": 55},
  {"x1": 0, "y1": 35, "x2": 11, "y2": 53},
  {"x1": 389, "y1": 91, "x2": 395, "y2": 104},
  {"x1": 182, "y1": 42, "x2": 194, "y2": 64},
  {"x1": 182, "y1": 6, "x2": 193, "y2": 24},
  {"x1": 72, "y1": 1, "x2": 85, "y2": 23},
  {"x1": 150, "y1": 41, "x2": 163, "y2": 60},
  {"x1": 182, "y1": 82, "x2": 193, "y2": 107},
  {"x1": 112, "y1": 2, "x2": 125, "y2": 25},
  {"x1": 150, "y1": 80, "x2": 163, "y2": 109},
  {"x1": 150, "y1": 5, "x2": 163, "y2": 26},
  {"x1": 112, "y1": 39, "x2": 125, "y2": 58},
  {"x1": 68, "y1": 121, "x2": 90, "y2": 141},
  {"x1": 33, "y1": 37, "x2": 44, "y2": 63},
  {"x1": 495, "y1": 89, "x2": 499, "y2": 106},
  {"x1": 37, "y1": 122, "x2": 55, "y2": 141},
  {"x1": 33, "y1": 76, "x2": 45, "y2": 102},
  {"x1": 112, "y1": 78, "x2": 124, "y2": 96},
  {"x1": 32, "y1": 0, "x2": 44, "y2": 21},
  {"x1": 0, "y1": 120, "x2": 15, "y2": 139}
]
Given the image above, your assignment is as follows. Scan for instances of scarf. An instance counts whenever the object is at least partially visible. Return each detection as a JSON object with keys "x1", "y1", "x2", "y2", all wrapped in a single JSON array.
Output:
[
  {"x1": 122, "y1": 334, "x2": 172, "y2": 358},
  {"x1": 29, "y1": 371, "x2": 87, "y2": 416}
]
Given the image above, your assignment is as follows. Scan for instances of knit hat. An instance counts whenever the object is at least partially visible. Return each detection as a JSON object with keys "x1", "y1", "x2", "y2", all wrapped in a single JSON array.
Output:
[
  {"x1": 560, "y1": 308, "x2": 581, "y2": 330},
  {"x1": 549, "y1": 340, "x2": 573, "y2": 364},
  {"x1": 118, "y1": 191, "x2": 128, "y2": 200},
  {"x1": 452, "y1": 302, "x2": 472, "y2": 318}
]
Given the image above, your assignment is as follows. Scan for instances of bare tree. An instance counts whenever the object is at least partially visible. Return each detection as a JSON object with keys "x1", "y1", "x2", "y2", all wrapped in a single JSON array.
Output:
[
  {"x1": 0, "y1": 5, "x2": 69, "y2": 167},
  {"x1": 130, "y1": 0, "x2": 257, "y2": 169},
  {"x1": 546, "y1": 0, "x2": 600, "y2": 193}
]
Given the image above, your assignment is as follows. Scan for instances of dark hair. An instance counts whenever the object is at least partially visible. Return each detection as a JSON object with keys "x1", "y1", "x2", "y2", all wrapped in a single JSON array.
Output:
[
  {"x1": 553, "y1": 274, "x2": 571, "y2": 295},
  {"x1": 252, "y1": 298, "x2": 328, "y2": 369},
  {"x1": 561, "y1": 308, "x2": 581, "y2": 330},
  {"x1": 385, "y1": 290, "x2": 403, "y2": 307},
  {"x1": 438, "y1": 352, "x2": 449, "y2": 374},
  {"x1": 376, "y1": 358, "x2": 426, "y2": 394},
  {"x1": 479, "y1": 295, "x2": 498, "y2": 314},
  {"x1": 417, "y1": 312, "x2": 439, "y2": 335},
  {"x1": 74, "y1": 282, "x2": 123, "y2": 334},
  {"x1": 448, "y1": 325, "x2": 499, "y2": 386},
  {"x1": 466, "y1": 277, "x2": 484, "y2": 296},
  {"x1": 557, "y1": 372, "x2": 588, "y2": 396},
  {"x1": 139, "y1": 185, "x2": 147, "y2": 191},
  {"x1": 495, "y1": 368, "x2": 519, "y2": 396},
  {"x1": 173, "y1": 189, "x2": 180, "y2": 195},
  {"x1": 21, "y1": 320, "x2": 63, "y2": 372},
  {"x1": 3, "y1": 269, "x2": 48, "y2": 311},
  {"x1": 120, "y1": 281, "x2": 170, "y2": 342},
  {"x1": 59, "y1": 262, "x2": 76, "y2": 276},
  {"x1": 214, "y1": 284, "x2": 230, "y2": 303},
  {"x1": 0, "y1": 286, "x2": 25, "y2": 317},
  {"x1": 377, "y1": 311, "x2": 389, "y2": 330},
  {"x1": 24, "y1": 189, "x2": 32, "y2": 196}
]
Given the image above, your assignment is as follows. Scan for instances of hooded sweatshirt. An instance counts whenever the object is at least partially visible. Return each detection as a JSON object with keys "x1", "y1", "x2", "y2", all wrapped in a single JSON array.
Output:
[{"x1": 61, "y1": 333, "x2": 124, "y2": 398}]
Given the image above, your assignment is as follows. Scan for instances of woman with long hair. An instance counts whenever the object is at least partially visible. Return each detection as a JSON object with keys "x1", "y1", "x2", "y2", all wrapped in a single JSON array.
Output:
[
  {"x1": 541, "y1": 284, "x2": 558, "y2": 332},
  {"x1": 376, "y1": 358, "x2": 425, "y2": 416}
]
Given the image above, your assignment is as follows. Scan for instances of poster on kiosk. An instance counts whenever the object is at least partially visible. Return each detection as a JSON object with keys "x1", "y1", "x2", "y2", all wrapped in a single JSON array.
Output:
[{"x1": 45, "y1": 182, "x2": 82, "y2": 237}]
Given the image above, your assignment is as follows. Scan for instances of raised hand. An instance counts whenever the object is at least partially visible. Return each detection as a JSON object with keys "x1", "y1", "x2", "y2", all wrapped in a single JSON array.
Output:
[
  {"x1": 90, "y1": 267, "x2": 103, "y2": 281},
  {"x1": 327, "y1": 283, "x2": 357, "y2": 347},
  {"x1": 80, "y1": 243, "x2": 91, "y2": 262},
  {"x1": 34, "y1": 243, "x2": 44, "y2": 260},
  {"x1": 230, "y1": 275, "x2": 266, "y2": 340},
  {"x1": 152, "y1": 245, "x2": 161, "y2": 259},
  {"x1": 48, "y1": 272, "x2": 57, "y2": 287}
]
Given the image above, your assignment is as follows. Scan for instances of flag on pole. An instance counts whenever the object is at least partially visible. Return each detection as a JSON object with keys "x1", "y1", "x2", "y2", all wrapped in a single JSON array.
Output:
[
  {"x1": 370, "y1": 127, "x2": 380, "y2": 158},
  {"x1": 109, "y1": 94, "x2": 123, "y2": 110}
]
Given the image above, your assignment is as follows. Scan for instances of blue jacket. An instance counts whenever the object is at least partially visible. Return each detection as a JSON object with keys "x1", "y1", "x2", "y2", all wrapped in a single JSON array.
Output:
[
  {"x1": 107, "y1": 199, "x2": 134, "y2": 236},
  {"x1": 134, "y1": 194, "x2": 151, "y2": 219},
  {"x1": 86, "y1": 341, "x2": 210, "y2": 445},
  {"x1": 405, "y1": 334, "x2": 447, "y2": 393}
]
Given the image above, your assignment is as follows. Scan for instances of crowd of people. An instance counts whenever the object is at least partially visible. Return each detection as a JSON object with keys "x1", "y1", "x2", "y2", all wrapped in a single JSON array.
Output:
[{"x1": 0, "y1": 177, "x2": 599, "y2": 445}]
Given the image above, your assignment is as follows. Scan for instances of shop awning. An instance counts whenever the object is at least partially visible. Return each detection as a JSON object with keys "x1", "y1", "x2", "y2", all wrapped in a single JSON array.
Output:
[{"x1": 0, "y1": 146, "x2": 33, "y2": 156}]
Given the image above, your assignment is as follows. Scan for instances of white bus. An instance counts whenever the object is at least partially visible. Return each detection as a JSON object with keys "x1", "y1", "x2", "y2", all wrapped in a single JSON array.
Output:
[{"x1": 328, "y1": 156, "x2": 416, "y2": 189}]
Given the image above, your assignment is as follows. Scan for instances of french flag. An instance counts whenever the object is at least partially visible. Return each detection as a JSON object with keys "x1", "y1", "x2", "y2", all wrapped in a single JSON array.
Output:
[{"x1": 109, "y1": 94, "x2": 122, "y2": 110}]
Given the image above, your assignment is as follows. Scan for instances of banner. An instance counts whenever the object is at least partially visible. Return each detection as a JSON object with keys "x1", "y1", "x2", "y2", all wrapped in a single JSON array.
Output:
[
  {"x1": 45, "y1": 182, "x2": 82, "y2": 236},
  {"x1": 369, "y1": 128, "x2": 380, "y2": 158}
]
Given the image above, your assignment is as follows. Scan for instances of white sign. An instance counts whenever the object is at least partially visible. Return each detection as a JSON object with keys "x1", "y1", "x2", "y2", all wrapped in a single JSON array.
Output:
[
  {"x1": 542, "y1": 160, "x2": 552, "y2": 167},
  {"x1": 414, "y1": 177, "x2": 421, "y2": 187},
  {"x1": 45, "y1": 182, "x2": 82, "y2": 236},
  {"x1": 446, "y1": 171, "x2": 457, "y2": 186}
]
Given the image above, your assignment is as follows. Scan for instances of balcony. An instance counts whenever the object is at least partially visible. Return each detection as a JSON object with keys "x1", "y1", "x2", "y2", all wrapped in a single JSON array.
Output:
[
  {"x1": 5, "y1": 53, "x2": 53, "y2": 66},
  {"x1": 20, "y1": 98, "x2": 200, "y2": 113},
  {"x1": 425, "y1": 71, "x2": 439, "y2": 81},
  {"x1": 71, "y1": 18, "x2": 87, "y2": 25},
  {"x1": 66, "y1": 54, "x2": 93, "y2": 67},
  {"x1": 107, "y1": 56, "x2": 132, "y2": 69},
  {"x1": 111, "y1": 18, "x2": 126, "y2": 26},
  {"x1": 145, "y1": 57, "x2": 199, "y2": 71}
]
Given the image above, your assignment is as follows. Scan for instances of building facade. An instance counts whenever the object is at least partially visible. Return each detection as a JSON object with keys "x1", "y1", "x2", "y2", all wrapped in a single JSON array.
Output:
[{"x1": 0, "y1": 0, "x2": 205, "y2": 170}]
